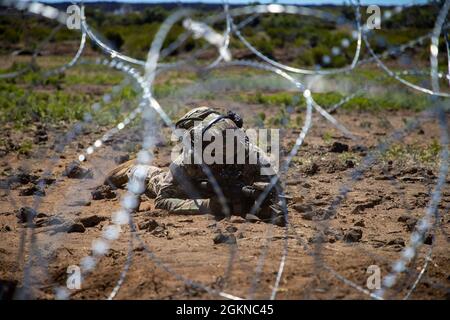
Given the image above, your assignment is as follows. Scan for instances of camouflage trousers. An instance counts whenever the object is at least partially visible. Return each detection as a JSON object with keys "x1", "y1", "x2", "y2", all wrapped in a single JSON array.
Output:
[
  {"x1": 105, "y1": 160, "x2": 285, "y2": 225},
  {"x1": 105, "y1": 160, "x2": 224, "y2": 215}
]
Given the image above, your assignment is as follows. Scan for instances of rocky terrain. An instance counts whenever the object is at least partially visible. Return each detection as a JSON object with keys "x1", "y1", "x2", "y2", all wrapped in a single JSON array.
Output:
[{"x1": 0, "y1": 105, "x2": 449, "y2": 300}]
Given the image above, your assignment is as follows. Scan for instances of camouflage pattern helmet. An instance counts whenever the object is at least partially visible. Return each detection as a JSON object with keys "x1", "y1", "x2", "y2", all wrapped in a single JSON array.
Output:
[{"x1": 175, "y1": 106, "x2": 220, "y2": 130}]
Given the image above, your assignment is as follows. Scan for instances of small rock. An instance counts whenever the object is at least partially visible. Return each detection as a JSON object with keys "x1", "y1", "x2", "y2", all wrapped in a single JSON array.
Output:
[
  {"x1": 397, "y1": 215, "x2": 411, "y2": 222},
  {"x1": 371, "y1": 240, "x2": 386, "y2": 248},
  {"x1": 245, "y1": 214, "x2": 260, "y2": 223},
  {"x1": 213, "y1": 233, "x2": 237, "y2": 245},
  {"x1": 151, "y1": 225, "x2": 168, "y2": 237},
  {"x1": 330, "y1": 142, "x2": 349, "y2": 153},
  {"x1": 324, "y1": 227, "x2": 343, "y2": 242},
  {"x1": 64, "y1": 161, "x2": 93, "y2": 179},
  {"x1": 68, "y1": 200, "x2": 91, "y2": 207},
  {"x1": 398, "y1": 215, "x2": 418, "y2": 231},
  {"x1": 351, "y1": 196, "x2": 382, "y2": 214},
  {"x1": 304, "y1": 162, "x2": 319, "y2": 175},
  {"x1": 308, "y1": 233, "x2": 326, "y2": 244},
  {"x1": 402, "y1": 167, "x2": 418, "y2": 175},
  {"x1": 225, "y1": 226, "x2": 238, "y2": 233},
  {"x1": 34, "y1": 218, "x2": 47, "y2": 228},
  {"x1": 36, "y1": 177, "x2": 55, "y2": 186},
  {"x1": 0, "y1": 225, "x2": 12, "y2": 232},
  {"x1": 293, "y1": 203, "x2": 313, "y2": 213},
  {"x1": 35, "y1": 218, "x2": 84, "y2": 234},
  {"x1": 91, "y1": 185, "x2": 116, "y2": 200},
  {"x1": 344, "y1": 228, "x2": 362, "y2": 243},
  {"x1": 300, "y1": 208, "x2": 333, "y2": 221},
  {"x1": 345, "y1": 159, "x2": 355, "y2": 168},
  {"x1": 405, "y1": 218, "x2": 418, "y2": 232},
  {"x1": 230, "y1": 217, "x2": 245, "y2": 224},
  {"x1": 139, "y1": 219, "x2": 159, "y2": 232},
  {"x1": 67, "y1": 223, "x2": 86, "y2": 233},
  {"x1": 424, "y1": 234, "x2": 433, "y2": 245},
  {"x1": 80, "y1": 215, "x2": 107, "y2": 228},
  {"x1": 146, "y1": 209, "x2": 168, "y2": 217},
  {"x1": 12, "y1": 171, "x2": 38, "y2": 185},
  {"x1": 180, "y1": 230, "x2": 203, "y2": 236},
  {"x1": 46, "y1": 216, "x2": 65, "y2": 226},
  {"x1": 354, "y1": 220, "x2": 365, "y2": 227},
  {"x1": 387, "y1": 238, "x2": 405, "y2": 247},
  {"x1": 18, "y1": 184, "x2": 45, "y2": 196},
  {"x1": 16, "y1": 207, "x2": 37, "y2": 223}
]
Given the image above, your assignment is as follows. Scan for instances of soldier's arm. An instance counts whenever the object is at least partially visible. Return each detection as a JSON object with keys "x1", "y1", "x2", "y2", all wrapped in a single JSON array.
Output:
[
  {"x1": 154, "y1": 195, "x2": 211, "y2": 215},
  {"x1": 154, "y1": 174, "x2": 218, "y2": 215},
  {"x1": 154, "y1": 161, "x2": 223, "y2": 215},
  {"x1": 104, "y1": 159, "x2": 137, "y2": 188}
]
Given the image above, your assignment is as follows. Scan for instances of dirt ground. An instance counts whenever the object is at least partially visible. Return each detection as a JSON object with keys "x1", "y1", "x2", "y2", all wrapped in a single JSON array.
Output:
[{"x1": 0, "y1": 103, "x2": 449, "y2": 300}]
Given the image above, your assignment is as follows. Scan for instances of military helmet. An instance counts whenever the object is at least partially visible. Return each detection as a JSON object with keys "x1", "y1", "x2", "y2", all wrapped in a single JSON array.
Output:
[{"x1": 175, "y1": 106, "x2": 220, "y2": 129}]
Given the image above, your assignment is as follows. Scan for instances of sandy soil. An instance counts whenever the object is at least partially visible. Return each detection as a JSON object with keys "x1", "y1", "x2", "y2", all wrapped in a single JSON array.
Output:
[{"x1": 0, "y1": 105, "x2": 449, "y2": 300}]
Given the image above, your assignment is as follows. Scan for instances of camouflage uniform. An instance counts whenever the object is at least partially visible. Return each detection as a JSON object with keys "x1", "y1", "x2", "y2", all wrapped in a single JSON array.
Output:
[{"x1": 105, "y1": 107, "x2": 286, "y2": 225}]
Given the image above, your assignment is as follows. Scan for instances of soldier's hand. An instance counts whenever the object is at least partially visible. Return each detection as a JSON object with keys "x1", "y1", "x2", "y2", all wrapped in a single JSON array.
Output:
[{"x1": 254, "y1": 201, "x2": 286, "y2": 227}]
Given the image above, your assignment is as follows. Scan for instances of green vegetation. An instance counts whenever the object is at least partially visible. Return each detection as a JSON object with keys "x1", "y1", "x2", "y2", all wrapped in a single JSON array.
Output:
[
  {"x1": 0, "y1": 4, "x2": 444, "y2": 132},
  {"x1": 0, "y1": 65, "x2": 139, "y2": 128},
  {"x1": 0, "y1": 59, "x2": 434, "y2": 131},
  {"x1": 237, "y1": 89, "x2": 430, "y2": 112},
  {"x1": 0, "y1": 4, "x2": 445, "y2": 65},
  {"x1": 17, "y1": 140, "x2": 33, "y2": 155},
  {"x1": 322, "y1": 132, "x2": 333, "y2": 144},
  {"x1": 381, "y1": 139, "x2": 442, "y2": 164},
  {"x1": 338, "y1": 151, "x2": 360, "y2": 167}
]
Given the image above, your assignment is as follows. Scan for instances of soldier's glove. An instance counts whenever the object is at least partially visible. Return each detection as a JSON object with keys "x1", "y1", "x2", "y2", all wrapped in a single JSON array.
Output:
[
  {"x1": 254, "y1": 201, "x2": 286, "y2": 227},
  {"x1": 269, "y1": 202, "x2": 287, "y2": 227},
  {"x1": 241, "y1": 183, "x2": 273, "y2": 207},
  {"x1": 243, "y1": 182, "x2": 287, "y2": 227}
]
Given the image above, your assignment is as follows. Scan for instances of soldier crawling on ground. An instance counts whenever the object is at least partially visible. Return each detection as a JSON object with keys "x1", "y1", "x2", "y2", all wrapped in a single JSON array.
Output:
[{"x1": 104, "y1": 107, "x2": 287, "y2": 227}]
